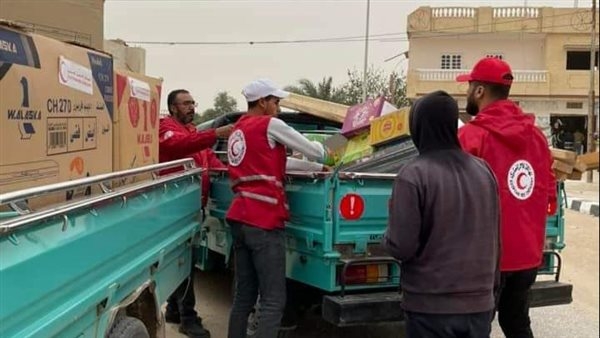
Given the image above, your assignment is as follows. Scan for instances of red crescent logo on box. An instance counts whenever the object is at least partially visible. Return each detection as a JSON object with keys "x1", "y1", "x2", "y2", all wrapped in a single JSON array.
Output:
[
  {"x1": 128, "y1": 97, "x2": 140, "y2": 128},
  {"x1": 59, "y1": 60, "x2": 69, "y2": 83},
  {"x1": 507, "y1": 160, "x2": 535, "y2": 200}
]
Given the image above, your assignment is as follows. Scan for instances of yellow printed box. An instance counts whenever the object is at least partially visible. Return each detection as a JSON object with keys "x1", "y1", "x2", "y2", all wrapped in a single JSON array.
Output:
[{"x1": 369, "y1": 107, "x2": 410, "y2": 147}]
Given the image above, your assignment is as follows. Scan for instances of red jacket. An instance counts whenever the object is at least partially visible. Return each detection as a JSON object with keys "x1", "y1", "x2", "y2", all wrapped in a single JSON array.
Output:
[
  {"x1": 158, "y1": 116, "x2": 224, "y2": 206},
  {"x1": 226, "y1": 115, "x2": 288, "y2": 230},
  {"x1": 458, "y1": 100, "x2": 556, "y2": 272}
]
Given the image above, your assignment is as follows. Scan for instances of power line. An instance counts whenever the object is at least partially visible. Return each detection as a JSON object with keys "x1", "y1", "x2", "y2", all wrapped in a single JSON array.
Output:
[
  {"x1": 125, "y1": 22, "x2": 594, "y2": 46},
  {"x1": 123, "y1": 10, "x2": 588, "y2": 46}
]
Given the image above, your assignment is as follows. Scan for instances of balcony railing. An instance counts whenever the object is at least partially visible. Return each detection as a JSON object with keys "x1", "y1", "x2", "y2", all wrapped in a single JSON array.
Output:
[
  {"x1": 493, "y1": 7, "x2": 540, "y2": 18},
  {"x1": 431, "y1": 7, "x2": 477, "y2": 18},
  {"x1": 416, "y1": 69, "x2": 548, "y2": 82}
]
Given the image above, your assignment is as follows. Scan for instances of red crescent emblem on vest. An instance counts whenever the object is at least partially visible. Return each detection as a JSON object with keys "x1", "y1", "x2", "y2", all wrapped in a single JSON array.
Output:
[
  {"x1": 231, "y1": 139, "x2": 240, "y2": 156},
  {"x1": 516, "y1": 172, "x2": 527, "y2": 190}
]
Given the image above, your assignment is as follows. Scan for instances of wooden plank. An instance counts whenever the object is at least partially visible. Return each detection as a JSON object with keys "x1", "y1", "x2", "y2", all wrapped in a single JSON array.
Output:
[
  {"x1": 576, "y1": 152, "x2": 599, "y2": 170},
  {"x1": 550, "y1": 148, "x2": 577, "y2": 164},
  {"x1": 552, "y1": 160, "x2": 574, "y2": 174},
  {"x1": 280, "y1": 93, "x2": 349, "y2": 123}
]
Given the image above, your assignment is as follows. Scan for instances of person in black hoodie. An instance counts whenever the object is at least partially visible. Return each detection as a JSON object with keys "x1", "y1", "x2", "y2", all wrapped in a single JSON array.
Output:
[{"x1": 383, "y1": 90, "x2": 500, "y2": 338}]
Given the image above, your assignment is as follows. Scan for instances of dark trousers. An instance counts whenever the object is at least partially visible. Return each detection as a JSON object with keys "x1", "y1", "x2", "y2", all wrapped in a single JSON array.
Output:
[
  {"x1": 227, "y1": 220, "x2": 286, "y2": 338},
  {"x1": 405, "y1": 311, "x2": 493, "y2": 338},
  {"x1": 166, "y1": 255, "x2": 199, "y2": 324},
  {"x1": 497, "y1": 268, "x2": 538, "y2": 338}
]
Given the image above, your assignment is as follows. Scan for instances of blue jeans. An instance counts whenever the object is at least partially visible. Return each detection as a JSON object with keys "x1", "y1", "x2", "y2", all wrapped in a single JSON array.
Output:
[{"x1": 227, "y1": 220, "x2": 286, "y2": 338}]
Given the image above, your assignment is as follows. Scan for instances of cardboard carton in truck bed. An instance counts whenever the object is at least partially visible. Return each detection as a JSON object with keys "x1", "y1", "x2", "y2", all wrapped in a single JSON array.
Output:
[
  {"x1": 0, "y1": 23, "x2": 113, "y2": 207},
  {"x1": 112, "y1": 69, "x2": 162, "y2": 186}
]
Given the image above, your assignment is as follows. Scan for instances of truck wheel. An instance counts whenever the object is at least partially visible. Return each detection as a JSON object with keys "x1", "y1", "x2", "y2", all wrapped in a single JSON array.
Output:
[{"x1": 107, "y1": 316, "x2": 150, "y2": 338}]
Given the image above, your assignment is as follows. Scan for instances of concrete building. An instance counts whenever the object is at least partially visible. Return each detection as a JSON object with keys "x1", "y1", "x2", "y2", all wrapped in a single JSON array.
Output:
[{"x1": 406, "y1": 6, "x2": 599, "y2": 149}]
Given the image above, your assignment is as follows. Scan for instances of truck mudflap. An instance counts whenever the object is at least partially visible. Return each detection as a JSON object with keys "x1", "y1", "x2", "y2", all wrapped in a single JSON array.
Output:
[{"x1": 529, "y1": 251, "x2": 573, "y2": 308}]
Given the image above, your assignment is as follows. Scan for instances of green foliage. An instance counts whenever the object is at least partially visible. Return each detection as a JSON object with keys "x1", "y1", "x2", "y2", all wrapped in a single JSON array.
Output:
[
  {"x1": 194, "y1": 91, "x2": 238, "y2": 124},
  {"x1": 285, "y1": 66, "x2": 409, "y2": 108}
]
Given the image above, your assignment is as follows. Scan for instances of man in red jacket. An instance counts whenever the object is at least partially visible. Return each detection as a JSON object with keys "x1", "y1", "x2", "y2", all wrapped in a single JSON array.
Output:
[
  {"x1": 159, "y1": 89, "x2": 232, "y2": 338},
  {"x1": 456, "y1": 58, "x2": 557, "y2": 338}
]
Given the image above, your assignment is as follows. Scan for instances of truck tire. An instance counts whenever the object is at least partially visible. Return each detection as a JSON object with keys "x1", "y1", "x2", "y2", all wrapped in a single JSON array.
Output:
[{"x1": 107, "y1": 316, "x2": 150, "y2": 338}]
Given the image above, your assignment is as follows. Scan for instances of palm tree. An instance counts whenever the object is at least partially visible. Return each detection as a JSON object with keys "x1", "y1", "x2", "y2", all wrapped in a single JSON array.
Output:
[{"x1": 285, "y1": 77, "x2": 340, "y2": 102}]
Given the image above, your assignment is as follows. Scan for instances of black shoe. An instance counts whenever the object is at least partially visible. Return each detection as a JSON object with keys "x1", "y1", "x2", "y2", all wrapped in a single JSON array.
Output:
[
  {"x1": 179, "y1": 317, "x2": 211, "y2": 338},
  {"x1": 165, "y1": 310, "x2": 181, "y2": 324}
]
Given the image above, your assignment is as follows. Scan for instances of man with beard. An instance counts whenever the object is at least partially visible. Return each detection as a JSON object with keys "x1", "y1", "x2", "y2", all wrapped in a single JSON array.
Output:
[
  {"x1": 456, "y1": 57, "x2": 556, "y2": 338},
  {"x1": 159, "y1": 89, "x2": 232, "y2": 338},
  {"x1": 383, "y1": 90, "x2": 500, "y2": 338}
]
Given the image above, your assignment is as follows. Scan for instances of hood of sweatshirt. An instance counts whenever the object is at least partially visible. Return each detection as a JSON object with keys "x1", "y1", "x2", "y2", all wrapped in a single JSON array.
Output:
[
  {"x1": 470, "y1": 100, "x2": 537, "y2": 149},
  {"x1": 409, "y1": 90, "x2": 461, "y2": 154}
]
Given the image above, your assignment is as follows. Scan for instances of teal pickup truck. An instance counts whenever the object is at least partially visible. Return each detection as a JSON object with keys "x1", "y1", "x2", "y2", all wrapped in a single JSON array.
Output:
[
  {"x1": 197, "y1": 112, "x2": 573, "y2": 330},
  {"x1": 0, "y1": 159, "x2": 203, "y2": 338}
]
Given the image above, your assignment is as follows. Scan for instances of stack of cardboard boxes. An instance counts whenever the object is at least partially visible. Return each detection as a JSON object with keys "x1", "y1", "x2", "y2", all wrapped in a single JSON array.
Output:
[
  {"x1": 322, "y1": 97, "x2": 410, "y2": 166},
  {"x1": 0, "y1": 22, "x2": 162, "y2": 208},
  {"x1": 551, "y1": 148, "x2": 599, "y2": 181},
  {"x1": 0, "y1": 0, "x2": 105, "y2": 50}
]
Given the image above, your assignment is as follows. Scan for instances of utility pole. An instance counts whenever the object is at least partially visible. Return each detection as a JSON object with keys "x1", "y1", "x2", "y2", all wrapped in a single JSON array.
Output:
[
  {"x1": 586, "y1": 0, "x2": 597, "y2": 183},
  {"x1": 362, "y1": 0, "x2": 371, "y2": 102}
]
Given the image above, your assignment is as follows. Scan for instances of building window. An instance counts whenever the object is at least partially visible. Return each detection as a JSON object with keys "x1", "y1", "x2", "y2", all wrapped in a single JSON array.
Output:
[
  {"x1": 566, "y1": 102, "x2": 584, "y2": 109},
  {"x1": 441, "y1": 54, "x2": 462, "y2": 69},
  {"x1": 566, "y1": 51, "x2": 599, "y2": 70},
  {"x1": 486, "y1": 53, "x2": 504, "y2": 60}
]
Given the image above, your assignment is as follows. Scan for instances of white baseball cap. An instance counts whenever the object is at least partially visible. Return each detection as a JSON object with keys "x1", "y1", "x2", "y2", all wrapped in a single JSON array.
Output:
[{"x1": 242, "y1": 78, "x2": 289, "y2": 102}]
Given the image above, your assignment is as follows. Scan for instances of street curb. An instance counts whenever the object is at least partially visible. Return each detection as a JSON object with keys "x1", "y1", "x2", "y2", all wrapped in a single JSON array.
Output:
[{"x1": 567, "y1": 198, "x2": 600, "y2": 217}]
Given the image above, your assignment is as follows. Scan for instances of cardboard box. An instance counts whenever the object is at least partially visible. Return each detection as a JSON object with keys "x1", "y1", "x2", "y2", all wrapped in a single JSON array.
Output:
[
  {"x1": 0, "y1": 24, "x2": 113, "y2": 204},
  {"x1": 567, "y1": 169, "x2": 583, "y2": 180},
  {"x1": 0, "y1": 0, "x2": 104, "y2": 50},
  {"x1": 369, "y1": 107, "x2": 410, "y2": 146},
  {"x1": 104, "y1": 39, "x2": 146, "y2": 74},
  {"x1": 551, "y1": 148, "x2": 577, "y2": 164},
  {"x1": 551, "y1": 160, "x2": 573, "y2": 174},
  {"x1": 113, "y1": 69, "x2": 162, "y2": 184},
  {"x1": 341, "y1": 132, "x2": 373, "y2": 164},
  {"x1": 341, "y1": 96, "x2": 396, "y2": 137},
  {"x1": 576, "y1": 152, "x2": 599, "y2": 171}
]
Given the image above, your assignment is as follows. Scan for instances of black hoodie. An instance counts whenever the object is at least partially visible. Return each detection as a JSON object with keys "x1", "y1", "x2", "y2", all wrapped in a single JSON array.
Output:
[{"x1": 383, "y1": 91, "x2": 500, "y2": 314}]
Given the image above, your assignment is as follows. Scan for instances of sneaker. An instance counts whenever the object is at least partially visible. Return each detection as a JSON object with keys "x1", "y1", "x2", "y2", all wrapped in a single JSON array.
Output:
[{"x1": 179, "y1": 317, "x2": 211, "y2": 338}]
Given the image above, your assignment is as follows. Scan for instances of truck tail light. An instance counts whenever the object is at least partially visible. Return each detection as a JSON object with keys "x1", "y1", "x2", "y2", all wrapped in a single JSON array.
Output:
[{"x1": 338, "y1": 264, "x2": 390, "y2": 285}]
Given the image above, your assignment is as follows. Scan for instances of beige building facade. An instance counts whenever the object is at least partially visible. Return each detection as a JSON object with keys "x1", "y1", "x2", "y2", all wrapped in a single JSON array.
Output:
[{"x1": 406, "y1": 6, "x2": 599, "y2": 146}]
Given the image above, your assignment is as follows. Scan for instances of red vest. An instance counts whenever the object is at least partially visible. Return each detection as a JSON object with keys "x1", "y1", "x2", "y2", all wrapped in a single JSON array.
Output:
[{"x1": 225, "y1": 115, "x2": 288, "y2": 230}]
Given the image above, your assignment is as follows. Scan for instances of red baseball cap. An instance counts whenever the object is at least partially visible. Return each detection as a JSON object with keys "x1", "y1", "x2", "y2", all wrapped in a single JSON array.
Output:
[{"x1": 456, "y1": 57, "x2": 514, "y2": 86}]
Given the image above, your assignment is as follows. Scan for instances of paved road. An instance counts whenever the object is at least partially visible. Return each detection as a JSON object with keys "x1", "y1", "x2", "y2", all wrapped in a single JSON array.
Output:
[{"x1": 167, "y1": 209, "x2": 599, "y2": 338}]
